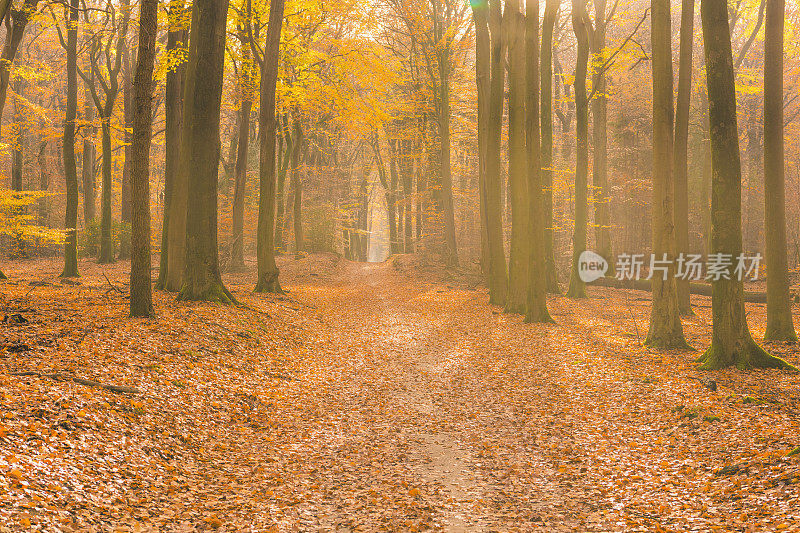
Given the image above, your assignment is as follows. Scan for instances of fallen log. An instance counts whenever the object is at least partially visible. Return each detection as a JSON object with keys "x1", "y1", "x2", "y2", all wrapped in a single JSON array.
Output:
[
  {"x1": 590, "y1": 278, "x2": 769, "y2": 303},
  {"x1": 10, "y1": 371, "x2": 139, "y2": 394}
]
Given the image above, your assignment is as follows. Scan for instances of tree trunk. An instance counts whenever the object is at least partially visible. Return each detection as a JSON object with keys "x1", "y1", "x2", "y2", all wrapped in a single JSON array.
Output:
[
  {"x1": 540, "y1": 0, "x2": 561, "y2": 294},
  {"x1": 566, "y1": 0, "x2": 589, "y2": 298},
  {"x1": 674, "y1": 0, "x2": 694, "y2": 316},
  {"x1": 230, "y1": 97, "x2": 252, "y2": 270},
  {"x1": 177, "y1": 0, "x2": 235, "y2": 303},
  {"x1": 763, "y1": 0, "x2": 796, "y2": 341},
  {"x1": 484, "y1": 0, "x2": 508, "y2": 305},
  {"x1": 525, "y1": 0, "x2": 553, "y2": 323},
  {"x1": 276, "y1": 120, "x2": 299, "y2": 251},
  {"x1": 98, "y1": 117, "x2": 114, "y2": 263},
  {"x1": 37, "y1": 139, "x2": 49, "y2": 225},
  {"x1": 437, "y1": 53, "x2": 458, "y2": 267},
  {"x1": 505, "y1": 0, "x2": 529, "y2": 314},
  {"x1": 292, "y1": 151, "x2": 303, "y2": 255},
  {"x1": 646, "y1": 0, "x2": 687, "y2": 348},
  {"x1": 255, "y1": 0, "x2": 286, "y2": 293},
  {"x1": 61, "y1": 0, "x2": 80, "y2": 278},
  {"x1": 11, "y1": 80, "x2": 24, "y2": 192},
  {"x1": 130, "y1": 0, "x2": 158, "y2": 317},
  {"x1": 375, "y1": 139, "x2": 398, "y2": 254},
  {"x1": 119, "y1": 0, "x2": 133, "y2": 260},
  {"x1": 82, "y1": 77, "x2": 97, "y2": 224},
  {"x1": 591, "y1": 0, "x2": 614, "y2": 273},
  {"x1": 156, "y1": 5, "x2": 187, "y2": 289},
  {"x1": 698, "y1": 0, "x2": 793, "y2": 369}
]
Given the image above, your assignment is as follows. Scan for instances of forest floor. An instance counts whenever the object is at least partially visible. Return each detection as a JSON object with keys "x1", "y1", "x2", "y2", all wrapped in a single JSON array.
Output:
[{"x1": 1, "y1": 253, "x2": 800, "y2": 532}]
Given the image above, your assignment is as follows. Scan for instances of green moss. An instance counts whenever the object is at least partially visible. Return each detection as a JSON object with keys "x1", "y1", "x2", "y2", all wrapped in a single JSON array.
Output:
[{"x1": 703, "y1": 415, "x2": 720, "y2": 423}]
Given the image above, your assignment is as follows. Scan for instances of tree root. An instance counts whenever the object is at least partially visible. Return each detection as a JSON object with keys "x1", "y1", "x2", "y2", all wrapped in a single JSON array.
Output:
[
  {"x1": 11, "y1": 371, "x2": 140, "y2": 394},
  {"x1": 697, "y1": 340, "x2": 798, "y2": 371}
]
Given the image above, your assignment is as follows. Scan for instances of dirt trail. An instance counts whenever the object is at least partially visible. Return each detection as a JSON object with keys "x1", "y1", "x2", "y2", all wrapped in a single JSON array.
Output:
[
  {"x1": 269, "y1": 261, "x2": 590, "y2": 531},
  {"x1": 5, "y1": 256, "x2": 798, "y2": 531}
]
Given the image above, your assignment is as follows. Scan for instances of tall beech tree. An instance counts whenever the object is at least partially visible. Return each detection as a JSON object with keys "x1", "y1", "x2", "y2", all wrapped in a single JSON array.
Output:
[
  {"x1": 645, "y1": 0, "x2": 686, "y2": 348},
  {"x1": 540, "y1": 0, "x2": 560, "y2": 294},
  {"x1": 484, "y1": 0, "x2": 508, "y2": 306},
  {"x1": 762, "y1": 0, "x2": 796, "y2": 341},
  {"x1": 177, "y1": 0, "x2": 235, "y2": 302},
  {"x1": 471, "y1": 0, "x2": 490, "y2": 277},
  {"x1": 230, "y1": 12, "x2": 257, "y2": 271},
  {"x1": 130, "y1": 0, "x2": 158, "y2": 317},
  {"x1": 156, "y1": 0, "x2": 188, "y2": 290},
  {"x1": 590, "y1": 0, "x2": 614, "y2": 271},
  {"x1": 254, "y1": 0, "x2": 286, "y2": 293},
  {"x1": 565, "y1": 0, "x2": 588, "y2": 299},
  {"x1": 61, "y1": 0, "x2": 79, "y2": 278},
  {"x1": 82, "y1": 75, "x2": 97, "y2": 225},
  {"x1": 673, "y1": 0, "x2": 694, "y2": 316},
  {"x1": 78, "y1": 0, "x2": 131, "y2": 264},
  {"x1": 505, "y1": 0, "x2": 529, "y2": 314},
  {"x1": 698, "y1": 0, "x2": 793, "y2": 369},
  {"x1": 525, "y1": 0, "x2": 553, "y2": 323}
]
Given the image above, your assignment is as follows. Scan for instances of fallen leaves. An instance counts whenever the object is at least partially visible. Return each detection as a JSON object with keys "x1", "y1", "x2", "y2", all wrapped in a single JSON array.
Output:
[{"x1": 0, "y1": 254, "x2": 798, "y2": 531}]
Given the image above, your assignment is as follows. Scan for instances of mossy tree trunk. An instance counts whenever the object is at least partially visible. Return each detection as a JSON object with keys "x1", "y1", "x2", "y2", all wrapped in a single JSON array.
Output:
[
  {"x1": 540, "y1": 0, "x2": 561, "y2": 294},
  {"x1": 566, "y1": 0, "x2": 589, "y2": 299},
  {"x1": 255, "y1": 0, "x2": 286, "y2": 293},
  {"x1": 698, "y1": 0, "x2": 794, "y2": 369},
  {"x1": 505, "y1": 0, "x2": 529, "y2": 314},
  {"x1": 763, "y1": 0, "x2": 796, "y2": 341},
  {"x1": 130, "y1": 0, "x2": 158, "y2": 317},
  {"x1": 645, "y1": 0, "x2": 687, "y2": 349},
  {"x1": 525, "y1": 0, "x2": 554, "y2": 324},
  {"x1": 673, "y1": 0, "x2": 694, "y2": 316},
  {"x1": 176, "y1": 0, "x2": 236, "y2": 304}
]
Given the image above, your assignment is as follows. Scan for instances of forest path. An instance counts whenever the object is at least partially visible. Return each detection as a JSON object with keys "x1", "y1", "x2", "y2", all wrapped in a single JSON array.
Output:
[
  {"x1": 6, "y1": 256, "x2": 798, "y2": 531},
  {"x1": 260, "y1": 260, "x2": 594, "y2": 531}
]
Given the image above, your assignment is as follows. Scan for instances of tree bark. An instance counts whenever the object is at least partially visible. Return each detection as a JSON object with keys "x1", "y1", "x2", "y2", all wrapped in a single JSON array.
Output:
[
  {"x1": 763, "y1": 0, "x2": 796, "y2": 341},
  {"x1": 566, "y1": 0, "x2": 589, "y2": 298},
  {"x1": 130, "y1": 0, "x2": 158, "y2": 317},
  {"x1": 484, "y1": 0, "x2": 508, "y2": 306},
  {"x1": 156, "y1": 2, "x2": 187, "y2": 290},
  {"x1": 61, "y1": 0, "x2": 79, "y2": 278},
  {"x1": 230, "y1": 98, "x2": 251, "y2": 270},
  {"x1": 82, "y1": 76, "x2": 96, "y2": 224},
  {"x1": 674, "y1": 0, "x2": 694, "y2": 316},
  {"x1": 505, "y1": 0, "x2": 529, "y2": 314},
  {"x1": 120, "y1": 0, "x2": 133, "y2": 255},
  {"x1": 255, "y1": 0, "x2": 286, "y2": 293},
  {"x1": 540, "y1": 0, "x2": 561, "y2": 294},
  {"x1": 698, "y1": 0, "x2": 793, "y2": 369},
  {"x1": 646, "y1": 0, "x2": 687, "y2": 348},
  {"x1": 176, "y1": 0, "x2": 236, "y2": 303},
  {"x1": 525, "y1": 0, "x2": 553, "y2": 323},
  {"x1": 591, "y1": 0, "x2": 614, "y2": 273}
]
